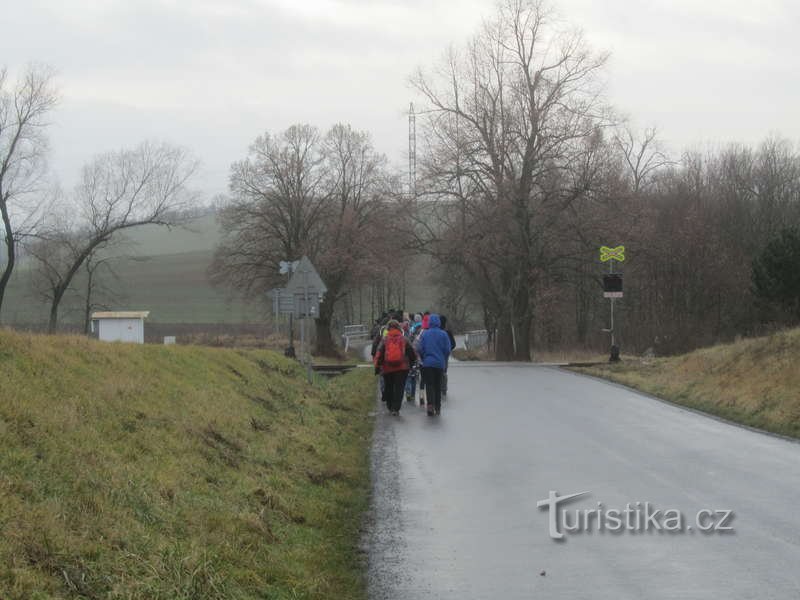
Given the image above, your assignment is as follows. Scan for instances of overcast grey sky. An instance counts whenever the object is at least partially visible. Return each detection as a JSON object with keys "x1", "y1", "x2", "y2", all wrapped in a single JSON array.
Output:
[{"x1": 3, "y1": 0, "x2": 799, "y2": 198}]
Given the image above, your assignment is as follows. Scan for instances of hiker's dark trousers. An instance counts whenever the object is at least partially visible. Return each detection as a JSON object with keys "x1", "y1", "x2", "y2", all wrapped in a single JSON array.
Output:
[
  {"x1": 421, "y1": 367, "x2": 444, "y2": 412},
  {"x1": 382, "y1": 370, "x2": 408, "y2": 412}
]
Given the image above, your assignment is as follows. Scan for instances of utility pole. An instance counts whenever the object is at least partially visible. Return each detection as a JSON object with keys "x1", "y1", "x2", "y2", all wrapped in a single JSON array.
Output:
[{"x1": 409, "y1": 102, "x2": 416, "y2": 197}]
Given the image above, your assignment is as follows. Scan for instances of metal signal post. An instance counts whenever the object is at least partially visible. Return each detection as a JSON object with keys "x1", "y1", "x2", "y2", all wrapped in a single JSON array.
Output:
[{"x1": 600, "y1": 246, "x2": 625, "y2": 362}]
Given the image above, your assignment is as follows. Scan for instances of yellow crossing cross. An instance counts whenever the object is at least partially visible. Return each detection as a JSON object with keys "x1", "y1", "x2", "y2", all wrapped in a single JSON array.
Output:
[{"x1": 600, "y1": 245, "x2": 625, "y2": 262}]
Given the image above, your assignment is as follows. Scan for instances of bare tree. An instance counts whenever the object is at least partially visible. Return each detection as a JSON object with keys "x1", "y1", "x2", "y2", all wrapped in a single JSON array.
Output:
[
  {"x1": 0, "y1": 64, "x2": 58, "y2": 320},
  {"x1": 411, "y1": 0, "x2": 611, "y2": 359},
  {"x1": 27, "y1": 210, "x2": 76, "y2": 320},
  {"x1": 211, "y1": 124, "x2": 328, "y2": 298},
  {"x1": 29, "y1": 141, "x2": 198, "y2": 332},
  {"x1": 314, "y1": 124, "x2": 403, "y2": 353},
  {"x1": 211, "y1": 123, "x2": 401, "y2": 356},
  {"x1": 613, "y1": 126, "x2": 672, "y2": 194}
]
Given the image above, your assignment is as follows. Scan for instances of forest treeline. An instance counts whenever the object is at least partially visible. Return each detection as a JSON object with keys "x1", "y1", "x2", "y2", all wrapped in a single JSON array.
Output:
[
  {"x1": 511, "y1": 135, "x2": 800, "y2": 356},
  {"x1": 402, "y1": 1, "x2": 800, "y2": 358}
]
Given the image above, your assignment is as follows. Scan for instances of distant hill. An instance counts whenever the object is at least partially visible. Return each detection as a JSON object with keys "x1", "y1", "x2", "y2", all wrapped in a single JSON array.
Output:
[
  {"x1": 1, "y1": 209, "x2": 445, "y2": 329},
  {"x1": 112, "y1": 212, "x2": 223, "y2": 257},
  {"x1": 2, "y1": 211, "x2": 263, "y2": 326}
]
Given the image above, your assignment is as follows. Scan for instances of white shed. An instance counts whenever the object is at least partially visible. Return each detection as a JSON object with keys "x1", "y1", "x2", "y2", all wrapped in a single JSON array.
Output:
[{"x1": 91, "y1": 311, "x2": 150, "y2": 344}]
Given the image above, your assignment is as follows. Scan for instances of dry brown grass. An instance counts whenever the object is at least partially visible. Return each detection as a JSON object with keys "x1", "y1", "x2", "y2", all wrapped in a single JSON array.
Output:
[
  {"x1": 532, "y1": 349, "x2": 610, "y2": 364},
  {"x1": 573, "y1": 328, "x2": 800, "y2": 438},
  {"x1": 0, "y1": 329, "x2": 375, "y2": 599}
]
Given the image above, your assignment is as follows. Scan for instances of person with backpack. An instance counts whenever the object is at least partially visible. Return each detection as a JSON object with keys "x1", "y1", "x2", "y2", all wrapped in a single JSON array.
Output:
[
  {"x1": 439, "y1": 315, "x2": 457, "y2": 397},
  {"x1": 416, "y1": 313, "x2": 452, "y2": 416},
  {"x1": 413, "y1": 312, "x2": 431, "y2": 406},
  {"x1": 371, "y1": 314, "x2": 390, "y2": 358},
  {"x1": 405, "y1": 314, "x2": 424, "y2": 403},
  {"x1": 374, "y1": 320, "x2": 418, "y2": 416},
  {"x1": 409, "y1": 313, "x2": 423, "y2": 337},
  {"x1": 371, "y1": 313, "x2": 393, "y2": 400},
  {"x1": 438, "y1": 315, "x2": 457, "y2": 351}
]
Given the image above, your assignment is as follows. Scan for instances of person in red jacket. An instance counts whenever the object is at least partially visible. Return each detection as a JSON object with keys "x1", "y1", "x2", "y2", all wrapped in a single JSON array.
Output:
[{"x1": 374, "y1": 320, "x2": 418, "y2": 415}]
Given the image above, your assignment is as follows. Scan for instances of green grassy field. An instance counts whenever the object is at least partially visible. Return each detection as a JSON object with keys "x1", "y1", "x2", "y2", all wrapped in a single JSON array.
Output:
[
  {"x1": 2, "y1": 210, "x2": 441, "y2": 328},
  {"x1": 2, "y1": 249, "x2": 262, "y2": 325},
  {"x1": 0, "y1": 329, "x2": 375, "y2": 599},
  {"x1": 2, "y1": 213, "x2": 264, "y2": 325},
  {"x1": 573, "y1": 328, "x2": 800, "y2": 438}
]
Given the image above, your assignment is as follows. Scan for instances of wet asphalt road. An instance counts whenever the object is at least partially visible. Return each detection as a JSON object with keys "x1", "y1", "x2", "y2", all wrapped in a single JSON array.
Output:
[{"x1": 364, "y1": 363, "x2": 800, "y2": 599}]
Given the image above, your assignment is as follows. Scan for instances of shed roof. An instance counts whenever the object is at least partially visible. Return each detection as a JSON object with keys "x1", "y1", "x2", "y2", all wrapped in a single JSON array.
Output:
[{"x1": 91, "y1": 311, "x2": 150, "y2": 320}]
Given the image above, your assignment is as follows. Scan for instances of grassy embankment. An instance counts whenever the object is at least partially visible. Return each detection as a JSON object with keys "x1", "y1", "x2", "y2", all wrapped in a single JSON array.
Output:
[
  {"x1": 573, "y1": 328, "x2": 800, "y2": 438},
  {"x1": 0, "y1": 330, "x2": 375, "y2": 599}
]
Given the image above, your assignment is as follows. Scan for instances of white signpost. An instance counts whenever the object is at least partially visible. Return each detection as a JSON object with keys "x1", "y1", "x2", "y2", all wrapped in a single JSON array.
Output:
[
  {"x1": 285, "y1": 256, "x2": 327, "y2": 383},
  {"x1": 269, "y1": 257, "x2": 327, "y2": 380},
  {"x1": 269, "y1": 288, "x2": 295, "y2": 315}
]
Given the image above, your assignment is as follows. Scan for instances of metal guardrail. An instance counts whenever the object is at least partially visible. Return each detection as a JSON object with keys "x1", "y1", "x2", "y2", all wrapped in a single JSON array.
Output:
[
  {"x1": 464, "y1": 329, "x2": 489, "y2": 351},
  {"x1": 341, "y1": 324, "x2": 371, "y2": 352},
  {"x1": 343, "y1": 324, "x2": 369, "y2": 336}
]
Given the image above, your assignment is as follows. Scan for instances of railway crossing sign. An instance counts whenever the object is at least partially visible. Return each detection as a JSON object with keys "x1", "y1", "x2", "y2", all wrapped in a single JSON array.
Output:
[
  {"x1": 600, "y1": 245, "x2": 625, "y2": 262},
  {"x1": 279, "y1": 260, "x2": 299, "y2": 275}
]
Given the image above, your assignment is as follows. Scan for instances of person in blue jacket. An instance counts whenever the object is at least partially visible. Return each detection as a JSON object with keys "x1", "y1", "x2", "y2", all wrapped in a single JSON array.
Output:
[{"x1": 417, "y1": 313, "x2": 452, "y2": 416}]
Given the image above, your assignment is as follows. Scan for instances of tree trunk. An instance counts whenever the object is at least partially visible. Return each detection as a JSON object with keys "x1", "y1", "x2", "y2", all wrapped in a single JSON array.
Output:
[
  {"x1": 482, "y1": 304, "x2": 495, "y2": 350},
  {"x1": 314, "y1": 294, "x2": 339, "y2": 358},
  {"x1": 84, "y1": 266, "x2": 95, "y2": 334},
  {"x1": 575, "y1": 269, "x2": 591, "y2": 345},
  {"x1": 513, "y1": 313, "x2": 532, "y2": 361},
  {"x1": 47, "y1": 301, "x2": 59, "y2": 334},
  {"x1": 511, "y1": 283, "x2": 532, "y2": 362},
  {"x1": 84, "y1": 302, "x2": 92, "y2": 334},
  {"x1": 494, "y1": 318, "x2": 515, "y2": 361},
  {"x1": 0, "y1": 205, "x2": 16, "y2": 322},
  {"x1": 47, "y1": 285, "x2": 67, "y2": 334}
]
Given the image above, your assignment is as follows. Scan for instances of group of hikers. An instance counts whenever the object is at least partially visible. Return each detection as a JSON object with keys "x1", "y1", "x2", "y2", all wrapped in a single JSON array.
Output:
[{"x1": 371, "y1": 310, "x2": 456, "y2": 417}]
